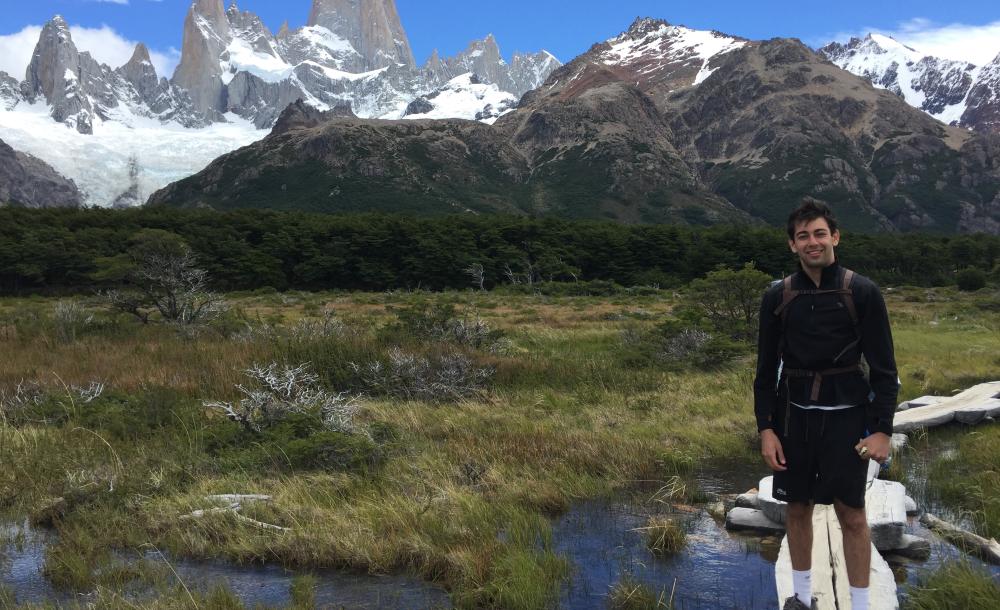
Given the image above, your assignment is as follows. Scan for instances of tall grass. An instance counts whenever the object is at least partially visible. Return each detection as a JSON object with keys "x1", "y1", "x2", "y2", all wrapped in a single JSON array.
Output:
[{"x1": 0, "y1": 287, "x2": 997, "y2": 607}]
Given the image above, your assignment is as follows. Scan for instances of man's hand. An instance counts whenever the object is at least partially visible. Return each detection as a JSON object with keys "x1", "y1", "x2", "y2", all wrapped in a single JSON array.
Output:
[
  {"x1": 855, "y1": 432, "x2": 891, "y2": 464},
  {"x1": 760, "y1": 429, "x2": 787, "y2": 471}
]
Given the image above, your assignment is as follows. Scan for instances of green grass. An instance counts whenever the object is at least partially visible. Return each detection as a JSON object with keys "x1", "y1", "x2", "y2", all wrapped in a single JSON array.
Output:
[
  {"x1": 926, "y1": 425, "x2": 1000, "y2": 538},
  {"x1": 904, "y1": 562, "x2": 1000, "y2": 610},
  {"x1": 0, "y1": 287, "x2": 997, "y2": 608}
]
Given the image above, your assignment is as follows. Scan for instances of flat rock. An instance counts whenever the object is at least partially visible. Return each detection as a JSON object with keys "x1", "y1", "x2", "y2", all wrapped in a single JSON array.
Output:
[
  {"x1": 897, "y1": 395, "x2": 947, "y2": 411},
  {"x1": 954, "y1": 398, "x2": 1000, "y2": 425},
  {"x1": 725, "y1": 507, "x2": 785, "y2": 534},
  {"x1": 735, "y1": 490, "x2": 759, "y2": 509},
  {"x1": 894, "y1": 382, "x2": 1000, "y2": 432},
  {"x1": 891, "y1": 534, "x2": 931, "y2": 561},
  {"x1": 758, "y1": 476, "x2": 786, "y2": 525},
  {"x1": 866, "y1": 479, "x2": 908, "y2": 551}
]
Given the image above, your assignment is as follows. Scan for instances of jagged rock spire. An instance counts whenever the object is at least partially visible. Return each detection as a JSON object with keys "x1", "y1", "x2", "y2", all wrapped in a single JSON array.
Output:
[
  {"x1": 172, "y1": 0, "x2": 230, "y2": 117},
  {"x1": 307, "y1": 0, "x2": 415, "y2": 69}
]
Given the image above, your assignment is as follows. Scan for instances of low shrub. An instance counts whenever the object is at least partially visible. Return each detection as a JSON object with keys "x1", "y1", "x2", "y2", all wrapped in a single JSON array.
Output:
[{"x1": 956, "y1": 267, "x2": 987, "y2": 292}]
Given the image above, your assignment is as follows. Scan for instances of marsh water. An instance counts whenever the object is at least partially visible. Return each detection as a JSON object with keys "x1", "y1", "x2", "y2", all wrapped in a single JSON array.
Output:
[{"x1": 2, "y1": 425, "x2": 998, "y2": 609}]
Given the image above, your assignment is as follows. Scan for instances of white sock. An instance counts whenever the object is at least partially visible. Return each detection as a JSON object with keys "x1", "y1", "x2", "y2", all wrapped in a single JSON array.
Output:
[
  {"x1": 793, "y1": 569, "x2": 811, "y2": 604},
  {"x1": 850, "y1": 586, "x2": 869, "y2": 610}
]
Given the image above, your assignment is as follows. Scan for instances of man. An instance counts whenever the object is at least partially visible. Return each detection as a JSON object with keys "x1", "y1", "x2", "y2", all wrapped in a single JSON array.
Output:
[{"x1": 754, "y1": 201, "x2": 898, "y2": 610}]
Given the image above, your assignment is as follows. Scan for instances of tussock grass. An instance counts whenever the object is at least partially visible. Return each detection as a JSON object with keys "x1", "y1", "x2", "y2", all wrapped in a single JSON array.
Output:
[
  {"x1": 608, "y1": 576, "x2": 673, "y2": 609},
  {"x1": 904, "y1": 561, "x2": 1000, "y2": 609},
  {"x1": 642, "y1": 516, "x2": 687, "y2": 556},
  {"x1": 0, "y1": 288, "x2": 997, "y2": 607}
]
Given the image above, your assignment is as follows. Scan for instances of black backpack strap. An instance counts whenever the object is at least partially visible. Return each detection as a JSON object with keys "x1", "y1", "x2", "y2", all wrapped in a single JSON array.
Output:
[
  {"x1": 840, "y1": 268, "x2": 859, "y2": 327},
  {"x1": 774, "y1": 276, "x2": 796, "y2": 318}
]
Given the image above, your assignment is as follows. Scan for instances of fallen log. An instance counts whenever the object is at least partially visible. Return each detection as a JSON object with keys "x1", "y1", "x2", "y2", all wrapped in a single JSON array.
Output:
[{"x1": 920, "y1": 512, "x2": 1000, "y2": 564}]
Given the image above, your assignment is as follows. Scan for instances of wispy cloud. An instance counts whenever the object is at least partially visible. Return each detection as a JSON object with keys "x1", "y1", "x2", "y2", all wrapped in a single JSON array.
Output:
[
  {"x1": 819, "y1": 18, "x2": 1000, "y2": 65},
  {"x1": 0, "y1": 23, "x2": 180, "y2": 81}
]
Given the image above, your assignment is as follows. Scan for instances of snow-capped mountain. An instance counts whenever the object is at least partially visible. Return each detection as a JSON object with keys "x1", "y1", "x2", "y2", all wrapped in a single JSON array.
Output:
[
  {"x1": 820, "y1": 34, "x2": 1000, "y2": 134},
  {"x1": 0, "y1": 0, "x2": 561, "y2": 207},
  {"x1": 403, "y1": 74, "x2": 517, "y2": 124}
]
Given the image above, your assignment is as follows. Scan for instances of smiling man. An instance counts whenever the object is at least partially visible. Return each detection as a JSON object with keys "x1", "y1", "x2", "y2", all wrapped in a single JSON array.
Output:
[{"x1": 753, "y1": 201, "x2": 898, "y2": 610}]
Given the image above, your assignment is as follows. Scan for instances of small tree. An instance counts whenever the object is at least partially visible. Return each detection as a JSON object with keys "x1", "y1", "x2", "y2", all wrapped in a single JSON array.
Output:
[
  {"x1": 465, "y1": 263, "x2": 486, "y2": 291},
  {"x1": 681, "y1": 263, "x2": 773, "y2": 341},
  {"x1": 100, "y1": 230, "x2": 225, "y2": 325}
]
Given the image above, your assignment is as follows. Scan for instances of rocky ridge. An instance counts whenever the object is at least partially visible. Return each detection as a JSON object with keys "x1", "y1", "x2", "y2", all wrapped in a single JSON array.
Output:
[
  {"x1": 820, "y1": 34, "x2": 1000, "y2": 134},
  {"x1": 150, "y1": 18, "x2": 1000, "y2": 234},
  {"x1": 0, "y1": 137, "x2": 83, "y2": 208}
]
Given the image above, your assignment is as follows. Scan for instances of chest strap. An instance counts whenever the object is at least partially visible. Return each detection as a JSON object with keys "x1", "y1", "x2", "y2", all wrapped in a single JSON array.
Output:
[{"x1": 783, "y1": 364, "x2": 864, "y2": 402}]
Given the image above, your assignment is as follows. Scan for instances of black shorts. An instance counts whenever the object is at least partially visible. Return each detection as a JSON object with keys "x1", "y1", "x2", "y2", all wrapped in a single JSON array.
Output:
[{"x1": 772, "y1": 404, "x2": 870, "y2": 508}]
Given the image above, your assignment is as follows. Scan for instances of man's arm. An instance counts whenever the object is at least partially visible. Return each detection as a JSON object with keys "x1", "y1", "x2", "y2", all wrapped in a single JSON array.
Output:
[
  {"x1": 859, "y1": 281, "x2": 899, "y2": 437},
  {"x1": 753, "y1": 286, "x2": 781, "y2": 433}
]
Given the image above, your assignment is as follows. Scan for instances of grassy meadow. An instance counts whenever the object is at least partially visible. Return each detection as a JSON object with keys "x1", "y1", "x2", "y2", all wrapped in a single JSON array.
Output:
[{"x1": 0, "y1": 283, "x2": 998, "y2": 608}]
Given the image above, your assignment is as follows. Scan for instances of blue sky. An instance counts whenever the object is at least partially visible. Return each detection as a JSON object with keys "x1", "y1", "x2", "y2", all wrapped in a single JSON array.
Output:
[{"x1": 2, "y1": 0, "x2": 999, "y2": 78}]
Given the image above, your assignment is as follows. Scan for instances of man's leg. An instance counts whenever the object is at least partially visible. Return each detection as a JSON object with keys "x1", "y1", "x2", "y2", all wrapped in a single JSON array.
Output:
[
  {"x1": 786, "y1": 501, "x2": 814, "y2": 604},
  {"x1": 787, "y1": 501, "x2": 815, "y2": 569},
  {"x1": 834, "y1": 499, "x2": 871, "y2": 609}
]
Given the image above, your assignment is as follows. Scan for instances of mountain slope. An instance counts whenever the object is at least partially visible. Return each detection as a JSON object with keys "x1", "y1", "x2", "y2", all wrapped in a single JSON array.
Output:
[
  {"x1": 149, "y1": 19, "x2": 1000, "y2": 233},
  {"x1": 820, "y1": 35, "x2": 1000, "y2": 135},
  {"x1": 0, "y1": 137, "x2": 82, "y2": 208}
]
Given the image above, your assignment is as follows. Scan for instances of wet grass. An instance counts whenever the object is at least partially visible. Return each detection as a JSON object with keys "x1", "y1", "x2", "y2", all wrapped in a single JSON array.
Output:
[
  {"x1": 0, "y1": 287, "x2": 997, "y2": 607},
  {"x1": 608, "y1": 576, "x2": 673, "y2": 610},
  {"x1": 926, "y1": 424, "x2": 1000, "y2": 538},
  {"x1": 642, "y1": 516, "x2": 687, "y2": 556},
  {"x1": 903, "y1": 561, "x2": 1000, "y2": 609}
]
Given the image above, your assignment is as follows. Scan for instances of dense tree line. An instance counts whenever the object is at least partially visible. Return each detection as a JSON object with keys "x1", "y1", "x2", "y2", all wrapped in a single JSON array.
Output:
[{"x1": 1, "y1": 207, "x2": 998, "y2": 294}]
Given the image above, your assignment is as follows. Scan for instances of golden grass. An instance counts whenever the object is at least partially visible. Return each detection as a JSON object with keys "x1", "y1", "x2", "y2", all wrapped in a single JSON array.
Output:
[{"x1": 0, "y1": 287, "x2": 997, "y2": 607}]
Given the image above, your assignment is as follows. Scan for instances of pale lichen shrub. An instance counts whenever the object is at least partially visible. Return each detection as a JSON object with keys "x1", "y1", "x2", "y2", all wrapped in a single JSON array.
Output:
[
  {"x1": 53, "y1": 300, "x2": 93, "y2": 344},
  {"x1": 657, "y1": 329, "x2": 712, "y2": 363},
  {"x1": 233, "y1": 310, "x2": 348, "y2": 344},
  {"x1": 205, "y1": 362, "x2": 362, "y2": 435},
  {"x1": 351, "y1": 348, "x2": 494, "y2": 402}
]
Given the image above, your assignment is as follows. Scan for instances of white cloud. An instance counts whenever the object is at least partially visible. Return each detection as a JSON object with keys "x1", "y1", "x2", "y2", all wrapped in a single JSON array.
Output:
[
  {"x1": 823, "y1": 19, "x2": 1000, "y2": 66},
  {"x1": 0, "y1": 23, "x2": 180, "y2": 82},
  {"x1": 0, "y1": 25, "x2": 42, "y2": 79}
]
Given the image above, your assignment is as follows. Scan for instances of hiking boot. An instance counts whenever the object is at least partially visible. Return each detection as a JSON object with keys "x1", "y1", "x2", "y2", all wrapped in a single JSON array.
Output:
[{"x1": 782, "y1": 596, "x2": 818, "y2": 610}]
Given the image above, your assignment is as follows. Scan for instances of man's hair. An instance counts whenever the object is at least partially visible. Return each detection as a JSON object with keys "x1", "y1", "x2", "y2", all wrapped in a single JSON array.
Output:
[{"x1": 787, "y1": 200, "x2": 838, "y2": 239}]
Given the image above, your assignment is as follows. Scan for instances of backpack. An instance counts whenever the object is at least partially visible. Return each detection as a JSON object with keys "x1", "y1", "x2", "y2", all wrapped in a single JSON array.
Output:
[{"x1": 773, "y1": 267, "x2": 865, "y2": 402}]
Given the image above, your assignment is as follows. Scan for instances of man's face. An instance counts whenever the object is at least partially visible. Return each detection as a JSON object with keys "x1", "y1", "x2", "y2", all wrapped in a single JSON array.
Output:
[{"x1": 789, "y1": 217, "x2": 840, "y2": 269}]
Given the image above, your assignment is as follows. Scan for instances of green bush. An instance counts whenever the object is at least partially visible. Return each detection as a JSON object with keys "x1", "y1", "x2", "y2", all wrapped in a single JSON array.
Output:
[
  {"x1": 678, "y1": 263, "x2": 773, "y2": 341},
  {"x1": 956, "y1": 267, "x2": 987, "y2": 292}
]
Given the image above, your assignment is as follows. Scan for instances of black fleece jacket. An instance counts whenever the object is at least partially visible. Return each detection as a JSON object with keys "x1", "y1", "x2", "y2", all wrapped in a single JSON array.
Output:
[{"x1": 753, "y1": 261, "x2": 898, "y2": 436}]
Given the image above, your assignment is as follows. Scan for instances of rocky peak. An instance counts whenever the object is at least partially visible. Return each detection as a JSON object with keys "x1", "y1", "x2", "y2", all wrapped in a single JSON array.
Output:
[
  {"x1": 271, "y1": 98, "x2": 356, "y2": 135},
  {"x1": 307, "y1": 0, "x2": 415, "y2": 69},
  {"x1": 277, "y1": 21, "x2": 290, "y2": 39},
  {"x1": 172, "y1": 0, "x2": 231, "y2": 117},
  {"x1": 819, "y1": 33, "x2": 990, "y2": 131},
  {"x1": 23, "y1": 16, "x2": 96, "y2": 133},
  {"x1": 962, "y1": 53, "x2": 1000, "y2": 134},
  {"x1": 0, "y1": 72, "x2": 23, "y2": 111},
  {"x1": 625, "y1": 17, "x2": 672, "y2": 38},
  {"x1": 118, "y1": 43, "x2": 160, "y2": 97},
  {"x1": 130, "y1": 43, "x2": 153, "y2": 66},
  {"x1": 544, "y1": 17, "x2": 747, "y2": 107}
]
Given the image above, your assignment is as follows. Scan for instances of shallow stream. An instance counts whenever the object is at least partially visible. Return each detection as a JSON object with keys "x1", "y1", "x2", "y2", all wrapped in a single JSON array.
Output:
[{"x1": 2, "y1": 425, "x2": 998, "y2": 608}]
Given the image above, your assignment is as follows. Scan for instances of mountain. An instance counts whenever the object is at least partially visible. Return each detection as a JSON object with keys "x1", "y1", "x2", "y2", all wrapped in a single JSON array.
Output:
[
  {"x1": 820, "y1": 34, "x2": 1000, "y2": 135},
  {"x1": 0, "y1": 1, "x2": 561, "y2": 206},
  {"x1": 149, "y1": 18, "x2": 1000, "y2": 234},
  {"x1": 0, "y1": 138, "x2": 83, "y2": 208}
]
